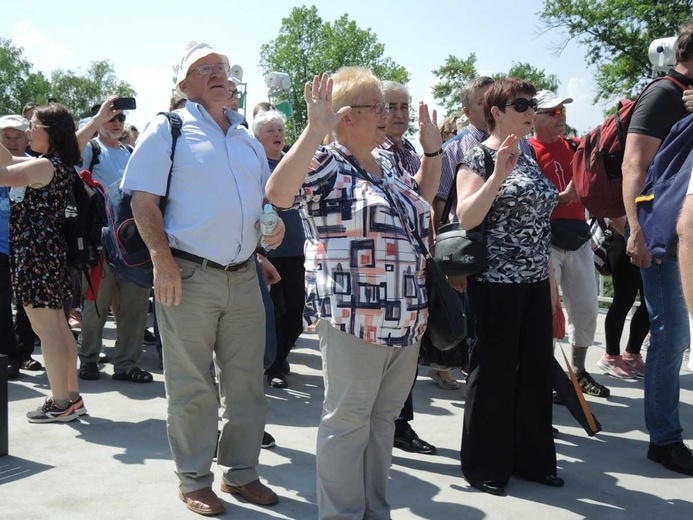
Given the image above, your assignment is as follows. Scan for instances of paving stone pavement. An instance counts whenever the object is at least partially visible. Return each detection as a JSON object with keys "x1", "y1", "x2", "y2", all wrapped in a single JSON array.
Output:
[{"x1": 2, "y1": 311, "x2": 693, "y2": 519}]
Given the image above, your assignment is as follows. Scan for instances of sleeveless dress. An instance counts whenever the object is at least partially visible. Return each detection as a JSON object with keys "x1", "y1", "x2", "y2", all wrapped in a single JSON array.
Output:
[{"x1": 10, "y1": 155, "x2": 73, "y2": 309}]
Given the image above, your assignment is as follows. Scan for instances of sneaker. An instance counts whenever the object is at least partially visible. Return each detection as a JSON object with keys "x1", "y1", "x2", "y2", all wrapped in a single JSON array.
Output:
[
  {"x1": 262, "y1": 431, "x2": 276, "y2": 449},
  {"x1": 577, "y1": 371, "x2": 611, "y2": 398},
  {"x1": 622, "y1": 354, "x2": 645, "y2": 378},
  {"x1": 26, "y1": 398, "x2": 78, "y2": 423},
  {"x1": 552, "y1": 390, "x2": 566, "y2": 406},
  {"x1": 647, "y1": 442, "x2": 693, "y2": 476},
  {"x1": 143, "y1": 329, "x2": 157, "y2": 346},
  {"x1": 70, "y1": 395, "x2": 88, "y2": 416},
  {"x1": 597, "y1": 354, "x2": 637, "y2": 379}
]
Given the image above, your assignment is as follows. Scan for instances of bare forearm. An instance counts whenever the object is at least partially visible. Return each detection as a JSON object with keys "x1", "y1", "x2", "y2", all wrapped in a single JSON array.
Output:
[
  {"x1": 413, "y1": 155, "x2": 442, "y2": 204},
  {"x1": 131, "y1": 192, "x2": 171, "y2": 261},
  {"x1": 622, "y1": 164, "x2": 647, "y2": 233},
  {"x1": 266, "y1": 124, "x2": 325, "y2": 208},
  {"x1": 677, "y1": 198, "x2": 693, "y2": 313},
  {"x1": 456, "y1": 175, "x2": 502, "y2": 230}
]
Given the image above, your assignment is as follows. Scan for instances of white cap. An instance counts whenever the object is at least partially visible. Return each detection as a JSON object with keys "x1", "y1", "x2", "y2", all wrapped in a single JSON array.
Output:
[
  {"x1": 175, "y1": 41, "x2": 230, "y2": 99},
  {"x1": 0, "y1": 115, "x2": 29, "y2": 132},
  {"x1": 535, "y1": 90, "x2": 573, "y2": 110}
]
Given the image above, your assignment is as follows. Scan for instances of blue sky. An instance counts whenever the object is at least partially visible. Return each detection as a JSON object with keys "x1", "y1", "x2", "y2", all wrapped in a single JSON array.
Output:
[{"x1": 3, "y1": 0, "x2": 651, "y2": 137}]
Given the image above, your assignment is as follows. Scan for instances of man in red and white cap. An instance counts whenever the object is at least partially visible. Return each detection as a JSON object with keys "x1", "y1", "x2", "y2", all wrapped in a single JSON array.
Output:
[{"x1": 530, "y1": 90, "x2": 612, "y2": 398}]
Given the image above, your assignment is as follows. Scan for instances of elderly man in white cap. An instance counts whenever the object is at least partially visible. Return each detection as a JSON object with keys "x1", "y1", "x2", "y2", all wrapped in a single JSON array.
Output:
[
  {"x1": 529, "y1": 90, "x2": 610, "y2": 399},
  {"x1": 0, "y1": 115, "x2": 40, "y2": 378},
  {"x1": 121, "y1": 41, "x2": 283, "y2": 516}
]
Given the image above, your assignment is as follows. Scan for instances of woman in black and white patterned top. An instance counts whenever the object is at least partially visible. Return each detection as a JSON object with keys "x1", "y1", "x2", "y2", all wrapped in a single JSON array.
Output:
[{"x1": 455, "y1": 79, "x2": 561, "y2": 496}]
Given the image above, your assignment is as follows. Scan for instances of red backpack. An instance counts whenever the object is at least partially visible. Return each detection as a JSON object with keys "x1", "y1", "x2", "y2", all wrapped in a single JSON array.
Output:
[{"x1": 572, "y1": 76, "x2": 686, "y2": 218}]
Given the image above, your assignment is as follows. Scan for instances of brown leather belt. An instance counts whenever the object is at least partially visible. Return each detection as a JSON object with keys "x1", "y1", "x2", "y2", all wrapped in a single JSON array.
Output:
[{"x1": 171, "y1": 248, "x2": 251, "y2": 272}]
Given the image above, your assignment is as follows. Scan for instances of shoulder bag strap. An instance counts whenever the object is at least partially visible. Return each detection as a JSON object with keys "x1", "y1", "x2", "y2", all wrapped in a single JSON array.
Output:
[{"x1": 156, "y1": 111, "x2": 183, "y2": 214}]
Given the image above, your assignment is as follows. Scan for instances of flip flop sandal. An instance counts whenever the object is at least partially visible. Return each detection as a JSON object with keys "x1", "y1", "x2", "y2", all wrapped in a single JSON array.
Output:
[
  {"x1": 79, "y1": 362, "x2": 100, "y2": 380},
  {"x1": 112, "y1": 366, "x2": 153, "y2": 383},
  {"x1": 20, "y1": 358, "x2": 43, "y2": 371}
]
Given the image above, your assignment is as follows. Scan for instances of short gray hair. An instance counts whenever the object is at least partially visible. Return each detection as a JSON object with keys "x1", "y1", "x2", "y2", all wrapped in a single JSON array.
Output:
[
  {"x1": 252, "y1": 109, "x2": 286, "y2": 137},
  {"x1": 382, "y1": 80, "x2": 409, "y2": 97},
  {"x1": 460, "y1": 76, "x2": 494, "y2": 108}
]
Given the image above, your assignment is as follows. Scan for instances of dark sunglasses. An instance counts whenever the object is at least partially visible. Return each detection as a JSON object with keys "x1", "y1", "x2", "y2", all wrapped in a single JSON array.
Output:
[
  {"x1": 109, "y1": 113, "x2": 126, "y2": 123},
  {"x1": 502, "y1": 97, "x2": 538, "y2": 113},
  {"x1": 537, "y1": 106, "x2": 567, "y2": 117}
]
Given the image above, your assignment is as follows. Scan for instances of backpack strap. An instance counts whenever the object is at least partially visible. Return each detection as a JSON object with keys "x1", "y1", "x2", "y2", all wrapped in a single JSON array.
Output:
[
  {"x1": 156, "y1": 111, "x2": 183, "y2": 213},
  {"x1": 565, "y1": 136, "x2": 579, "y2": 152},
  {"x1": 87, "y1": 138, "x2": 101, "y2": 173}
]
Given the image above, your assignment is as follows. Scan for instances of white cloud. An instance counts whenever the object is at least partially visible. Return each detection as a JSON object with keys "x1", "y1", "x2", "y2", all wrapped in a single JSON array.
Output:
[
  {"x1": 122, "y1": 67, "x2": 177, "y2": 130},
  {"x1": 12, "y1": 21, "x2": 73, "y2": 73}
]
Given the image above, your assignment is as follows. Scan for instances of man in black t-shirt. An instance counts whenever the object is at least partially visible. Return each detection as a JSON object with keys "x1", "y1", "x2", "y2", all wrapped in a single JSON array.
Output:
[{"x1": 622, "y1": 21, "x2": 693, "y2": 476}]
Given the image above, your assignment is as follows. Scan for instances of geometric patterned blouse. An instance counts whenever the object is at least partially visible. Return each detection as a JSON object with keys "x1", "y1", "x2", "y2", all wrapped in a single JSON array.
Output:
[{"x1": 293, "y1": 143, "x2": 431, "y2": 347}]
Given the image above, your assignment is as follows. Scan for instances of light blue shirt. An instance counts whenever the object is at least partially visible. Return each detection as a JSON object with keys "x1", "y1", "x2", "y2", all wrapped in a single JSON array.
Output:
[
  {"x1": 121, "y1": 103, "x2": 270, "y2": 265},
  {"x1": 80, "y1": 137, "x2": 132, "y2": 189}
]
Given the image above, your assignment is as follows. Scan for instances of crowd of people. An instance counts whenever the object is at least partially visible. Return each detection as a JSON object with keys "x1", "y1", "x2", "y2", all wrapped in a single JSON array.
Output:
[{"x1": 2, "y1": 23, "x2": 693, "y2": 519}]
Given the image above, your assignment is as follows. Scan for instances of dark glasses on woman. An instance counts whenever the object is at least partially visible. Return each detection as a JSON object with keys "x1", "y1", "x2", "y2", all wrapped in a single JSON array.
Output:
[
  {"x1": 503, "y1": 98, "x2": 538, "y2": 113},
  {"x1": 537, "y1": 106, "x2": 567, "y2": 117}
]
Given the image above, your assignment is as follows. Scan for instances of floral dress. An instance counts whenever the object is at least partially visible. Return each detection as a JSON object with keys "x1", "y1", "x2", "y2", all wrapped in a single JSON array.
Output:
[{"x1": 10, "y1": 155, "x2": 73, "y2": 309}]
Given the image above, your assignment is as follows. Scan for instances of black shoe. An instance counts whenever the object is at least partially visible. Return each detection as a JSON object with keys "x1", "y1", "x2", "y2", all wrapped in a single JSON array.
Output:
[
  {"x1": 552, "y1": 390, "x2": 566, "y2": 406},
  {"x1": 143, "y1": 329, "x2": 157, "y2": 346},
  {"x1": 576, "y1": 370, "x2": 610, "y2": 398},
  {"x1": 470, "y1": 480, "x2": 506, "y2": 496},
  {"x1": 647, "y1": 442, "x2": 693, "y2": 476},
  {"x1": 267, "y1": 372, "x2": 288, "y2": 388},
  {"x1": 537, "y1": 474, "x2": 565, "y2": 487},
  {"x1": 393, "y1": 428, "x2": 437, "y2": 455},
  {"x1": 7, "y1": 364, "x2": 19, "y2": 379},
  {"x1": 262, "y1": 431, "x2": 276, "y2": 449}
]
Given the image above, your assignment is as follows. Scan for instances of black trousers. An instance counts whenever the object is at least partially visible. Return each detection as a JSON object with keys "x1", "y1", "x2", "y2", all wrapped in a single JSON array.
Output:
[
  {"x1": 267, "y1": 255, "x2": 305, "y2": 376},
  {"x1": 462, "y1": 278, "x2": 556, "y2": 484},
  {"x1": 604, "y1": 234, "x2": 650, "y2": 356},
  {"x1": 0, "y1": 252, "x2": 36, "y2": 365}
]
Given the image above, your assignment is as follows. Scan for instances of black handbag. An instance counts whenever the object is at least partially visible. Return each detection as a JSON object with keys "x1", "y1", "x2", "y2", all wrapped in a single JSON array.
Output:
[
  {"x1": 432, "y1": 148, "x2": 495, "y2": 276},
  {"x1": 332, "y1": 147, "x2": 467, "y2": 352},
  {"x1": 550, "y1": 218, "x2": 591, "y2": 251}
]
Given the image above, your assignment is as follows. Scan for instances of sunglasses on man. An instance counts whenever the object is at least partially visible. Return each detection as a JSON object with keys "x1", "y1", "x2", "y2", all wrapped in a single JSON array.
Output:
[
  {"x1": 537, "y1": 106, "x2": 567, "y2": 117},
  {"x1": 502, "y1": 97, "x2": 538, "y2": 113}
]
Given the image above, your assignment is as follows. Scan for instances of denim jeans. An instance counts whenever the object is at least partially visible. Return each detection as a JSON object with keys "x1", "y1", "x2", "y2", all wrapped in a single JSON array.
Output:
[{"x1": 641, "y1": 261, "x2": 690, "y2": 445}]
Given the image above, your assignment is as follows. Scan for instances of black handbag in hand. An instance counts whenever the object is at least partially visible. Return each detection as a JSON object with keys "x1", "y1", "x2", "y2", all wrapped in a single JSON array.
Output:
[{"x1": 433, "y1": 148, "x2": 494, "y2": 276}]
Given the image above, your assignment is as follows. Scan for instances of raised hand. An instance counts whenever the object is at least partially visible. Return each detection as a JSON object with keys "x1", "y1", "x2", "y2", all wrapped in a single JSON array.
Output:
[
  {"x1": 492, "y1": 134, "x2": 520, "y2": 182},
  {"x1": 305, "y1": 73, "x2": 351, "y2": 137},
  {"x1": 417, "y1": 102, "x2": 442, "y2": 154}
]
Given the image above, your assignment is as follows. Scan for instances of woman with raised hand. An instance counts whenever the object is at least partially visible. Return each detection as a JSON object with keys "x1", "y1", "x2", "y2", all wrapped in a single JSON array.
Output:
[
  {"x1": 266, "y1": 68, "x2": 441, "y2": 520},
  {"x1": 455, "y1": 79, "x2": 561, "y2": 496},
  {"x1": 0, "y1": 103, "x2": 85, "y2": 423}
]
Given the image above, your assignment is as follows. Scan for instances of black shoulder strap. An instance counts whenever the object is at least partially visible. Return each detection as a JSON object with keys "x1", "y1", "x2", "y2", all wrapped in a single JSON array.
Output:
[
  {"x1": 564, "y1": 136, "x2": 579, "y2": 152},
  {"x1": 156, "y1": 111, "x2": 183, "y2": 213},
  {"x1": 440, "y1": 146, "x2": 494, "y2": 225},
  {"x1": 87, "y1": 138, "x2": 101, "y2": 173}
]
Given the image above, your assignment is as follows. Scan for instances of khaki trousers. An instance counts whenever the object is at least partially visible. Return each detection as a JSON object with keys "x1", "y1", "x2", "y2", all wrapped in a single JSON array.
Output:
[
  {"x1": 80, "y1": 261, "x2": 149, "y2": 373},
  {"x1": 157, "y1": 257, "x2": 267, "y2": 493},
  {"x1": 315, "y1": 320, "x2": 420, "y2": 520}
]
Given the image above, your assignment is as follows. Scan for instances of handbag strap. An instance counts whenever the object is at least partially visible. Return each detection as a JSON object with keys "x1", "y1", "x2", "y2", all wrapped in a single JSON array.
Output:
[
  {"x1": 330, "y1": 145, "x2": 435, "y2": 259},
  {"x1": 440, "y1": 146, "x2": 495, "y2": 225}
]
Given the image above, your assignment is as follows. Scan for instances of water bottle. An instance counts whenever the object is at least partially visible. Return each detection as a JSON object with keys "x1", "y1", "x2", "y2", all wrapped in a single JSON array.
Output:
[
  {"x1": 259, "y1": 203, "x2": 279, "y2": 247},
  {"x1": 9, "y1": 186, "x2": 27, "y2": 203}
]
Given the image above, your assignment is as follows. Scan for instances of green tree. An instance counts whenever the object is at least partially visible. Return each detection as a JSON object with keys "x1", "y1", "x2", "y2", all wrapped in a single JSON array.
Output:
[
  {"x1": 494, "y1": 62, "x2": 560, "y2": 92},
  {"x1": 259, "y1": 5, "x2": 409, "y2": 136},
  {"x1": 539, "y1": 0, "x2": 693, "y2": 102},
  {"x1": 50, "y1": 60, "x2": 136, "y2": 118},
  {"x1": 0, "y1": 38, "x2": 51, "y2": 114},
  {"x1": 431, "y1": 53, "x2": 478, "y2": 116},
  {"x1": 432, "y1": 56, "x2": 561, "y2": 115}
]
